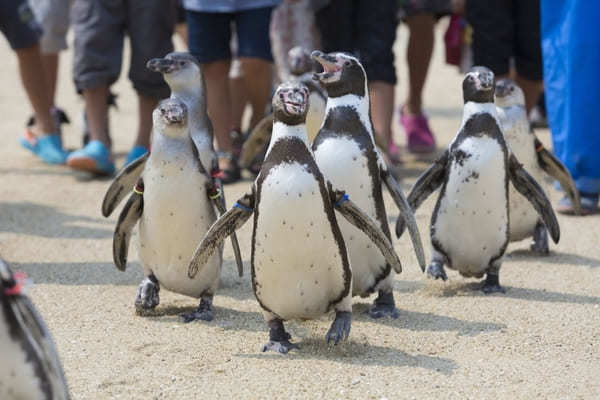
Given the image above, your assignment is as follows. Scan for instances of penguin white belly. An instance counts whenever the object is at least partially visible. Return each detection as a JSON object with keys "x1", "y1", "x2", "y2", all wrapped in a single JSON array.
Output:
[
  {"x1": 138, "y1": 152, "x2": 220, "y2": 298},
  {"x1": 254, "y1": 163, "x2": 347, "y2": 320},
  {"x1": 502, "y1": 115, "x2": 546, "y2": 241},
  {"x1": 0, "y1": 309, "x2": 46, "y2": 400},
  {"x1": 314, "y1": 138, "x2": 387, "y2": 296},
  {"x1": 306, "y1": 93, "x2": 326, "y2": 143},
  {"x1": 433, "y1": 137, "x2": 508, "y2": 275}
]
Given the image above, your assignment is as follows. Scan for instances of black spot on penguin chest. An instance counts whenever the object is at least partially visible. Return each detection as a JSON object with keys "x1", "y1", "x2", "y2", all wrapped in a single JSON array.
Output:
[
  {"x1": 313, "y1": 106, "x2": 391, "y2": 239},
  {"x1": 251, "y1": 138, "x2": 352, "y2": 315},
  {"x1": 431, "y1": 112, "x2": 511, "y2": 267}
]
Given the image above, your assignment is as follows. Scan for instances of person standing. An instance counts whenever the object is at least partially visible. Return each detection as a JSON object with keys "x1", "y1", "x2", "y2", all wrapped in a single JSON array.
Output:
[
  {"x1": 541, "y1": 1, "x2": 600, "y2": 213},
  {"x1": 66, "y1": 0, "x2": 176, "y2": 176},
  {"x1": 1, "y1": 0, "x2": 68, "y2": 164}
]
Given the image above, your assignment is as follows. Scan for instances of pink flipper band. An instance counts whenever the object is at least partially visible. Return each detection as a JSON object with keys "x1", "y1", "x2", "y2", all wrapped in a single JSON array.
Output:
[{"x1": 3, "y1": 272, "x2": 26, "y2": 296}]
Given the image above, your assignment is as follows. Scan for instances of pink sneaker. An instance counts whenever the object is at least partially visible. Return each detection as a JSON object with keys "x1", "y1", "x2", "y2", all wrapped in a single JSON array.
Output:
[{"x1": 400, "y1": 107, "x2": 436, "y2": 154}]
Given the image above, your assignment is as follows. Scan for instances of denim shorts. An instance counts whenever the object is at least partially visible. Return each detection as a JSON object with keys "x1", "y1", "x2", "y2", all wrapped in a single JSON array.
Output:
[
  {"x1": 186, "y1": 6, "x2": 274, "y2": 63},
  {"x1": 0, "y1": 0, "x2": 42, "y2": 50}
]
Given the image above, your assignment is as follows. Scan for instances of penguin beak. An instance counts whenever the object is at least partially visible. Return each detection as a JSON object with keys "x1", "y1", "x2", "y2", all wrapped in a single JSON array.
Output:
[
  {"x1": 159, "y1": 104, "x2": 186, "y2": 125},
  {"x1": 147, "y1": 58, "x2": 178, "y2": 74},
  {"x1": 280, "y1": 86, "x2": 309, "y2": 116},
  {"x1": 311, "y1": 51, "x2": 343, "y2": 83}
]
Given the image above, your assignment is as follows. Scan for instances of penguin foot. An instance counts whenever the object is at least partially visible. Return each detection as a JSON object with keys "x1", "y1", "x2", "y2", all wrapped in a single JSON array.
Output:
[
  {"x1": 134, "y1": 276, "x2": 160, "y2": 315},
  {"x1": 261, "y1": 340, "x2": 299, "y2": 354},
  {"x1": 181, "y1": 297, "x2": 213, "y2": 322},
  {"x1": 481, "y1": 274, "x2": 506, "y2": 294},
  {"x1": 366, "y1": 291, "x2": 400, "y2": 319},
  {"x1": 326, "y1": 311, "x2": 351, "y2": 345},
  {"x1": 530, "y1": 221, "x2": 550, "y2": 255},
  {"x1": 426, "y1": 262, "x2": 447, "y2": 281}
]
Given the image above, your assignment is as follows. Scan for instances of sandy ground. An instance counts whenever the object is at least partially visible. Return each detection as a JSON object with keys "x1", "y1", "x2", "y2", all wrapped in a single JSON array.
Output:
[{"x1": 1, "y1": 24, "x2": 599, "y2": 399}]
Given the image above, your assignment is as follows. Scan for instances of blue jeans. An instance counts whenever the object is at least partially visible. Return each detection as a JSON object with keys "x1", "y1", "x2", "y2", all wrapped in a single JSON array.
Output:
[{"x1": 542, "y1": 1, "x2": 600, "y2": 194}]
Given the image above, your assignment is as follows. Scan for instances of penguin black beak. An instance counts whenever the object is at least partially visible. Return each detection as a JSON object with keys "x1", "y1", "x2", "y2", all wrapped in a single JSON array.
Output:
[
  {"x1": 311, "y1": 51, "x2": 343, "y2": 83},
  {"x1": 147, "y1": 58, "x2": 178, "y2": 74}
]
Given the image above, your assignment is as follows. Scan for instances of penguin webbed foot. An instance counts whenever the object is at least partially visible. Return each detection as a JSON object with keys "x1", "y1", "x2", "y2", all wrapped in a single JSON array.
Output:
[
  {"x1": 326, "y1": 311, "x2": 351, "y2": 345},
  {"x1": 263, "y1": 319, "x2": 298, "y2": 354},
  {"x1": 481, "y1": 274, "x2": 506, "y2": 294},
  {"x1": 366, "y1": 291, "x2": 399, "y2": 319},
  {"x1": 426, "y1": 261, "x2": 448, "y2": 281},
  {"x1": 181, "y1": 296, "x2": 214, "y2": 322},
  {"x1": 134, "y1": 276, "x2": 160, "y2": 315},
  {"x1": 530, "y1": 221, "x2": 550, "y2": 255}
]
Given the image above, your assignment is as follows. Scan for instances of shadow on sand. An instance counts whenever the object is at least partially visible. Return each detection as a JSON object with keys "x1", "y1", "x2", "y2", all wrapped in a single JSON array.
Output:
[
  {"x1": 235, "y1": 339, "x2": 458, "y2": 375},
  {"x1": 436, "y1": 281, "x2": 600, "y2": 305},
  {"x1": 507, "y1": 249, "x2": 600, "y2": 268},
  {"x1": 0, "y1": 201, "x2": 112, "y2": 239},
  {"x1": 9, "y1": 261, "x2": 143, "y2": 285}
]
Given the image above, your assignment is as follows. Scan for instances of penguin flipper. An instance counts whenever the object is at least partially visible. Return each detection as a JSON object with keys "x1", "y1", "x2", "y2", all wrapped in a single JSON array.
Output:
[
  {"x1": 508, "y1": 154, "x2": 560, "y2": 243},
  {"x1": 1, "y1": 259, "x2": 71, "y2": 399},
  {"x1": 239, "y1": 113, "x2": 274, "y2": 168},
  {"x1": 102, "y1": 152, "x2": 149, "y2": 217},
  {"x1": 381, "y1": 171, "x2": 426, "y2": 272},
  {"x1": 396, "y1": 149, "x2": 449, "y2": 238},
  {"x1": 189, "y1": 192, "x2": 255, "y2": 279},
  {"x1": 113, "y1": 186, "x2": 144, "y2": 271},
  {"x1": 534, "y1": 137, "x2": 581, "y2": 215},
  {"x1": 210, "y1": 178, "x2": 244, "y2": 277},
  {"x1": 331, "y1": 190, "x2": 403, "y2": 273}
]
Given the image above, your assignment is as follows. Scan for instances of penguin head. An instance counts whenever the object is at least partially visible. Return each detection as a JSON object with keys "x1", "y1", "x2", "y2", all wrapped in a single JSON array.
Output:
[
  {"x1": 272, "y1": 81, "x2": 310, "y2": 125},
  {"x1": 463, "y1": 66, "x2": 495, "y2": 104},
  {"x1": 147, "y1": 52, "x2": 204, "y2": 92},
  {"x1": 288, "y1": 46, "x2": 317, "y2": 76},
  {"x1": 311, "y1": 51, "x2": 366, "y2": 98},
  {"x1": 494, "y1": 78, "x2": 526, "y2": 108},
  {"x1": 153, "y1": 98, "x2": 188, "y2": 138}
]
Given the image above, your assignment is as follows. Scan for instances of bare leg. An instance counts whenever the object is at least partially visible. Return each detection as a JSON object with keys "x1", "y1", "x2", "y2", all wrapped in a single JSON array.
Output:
[
  {"x1": 369, "y1": 81, "x2": 395, "y2": 151},
  {"x1": 202, "y1": 60, "x2": 233, "y2": 153},
  {"x1": 175, "y1": 23, "x2": 188, "y2": 46},
  {"x1": 229, "y1": 60, "x2": 248, "y2": 133},
  {"x1": 82, "y1": 86, "x2": 110, "y2": 147},
  {"x1": 515, "y1": 74, "x2": 544, "y2": 113},
  {"x1": 134, "y1": 94, "x2": 157, "y2": 150},
  {"x1": 240, "y1": 57, "x2": 272, "y2": 131},
  {"x1": 16, "y1": 45, "x2": 54, "y2": 135},
  {"x1": 404, "y1": 14, "x2": 435, "y2": 116},
  {"x1": 40, "y1": 53, "x2": 59, "y2": 106}
]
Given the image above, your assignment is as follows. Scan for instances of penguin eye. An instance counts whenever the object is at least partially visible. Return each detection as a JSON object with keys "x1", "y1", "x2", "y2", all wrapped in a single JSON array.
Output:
[{"x1": 344, "y1": 61, "x2": 351, "y2": 67}]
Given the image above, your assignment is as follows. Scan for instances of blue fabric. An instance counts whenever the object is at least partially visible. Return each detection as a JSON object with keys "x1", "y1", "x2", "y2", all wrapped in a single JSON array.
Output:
[
  {"x1": 183, "y1": 0, "x2": 281, "y2": 12},
  {"x1": 67, "y1": 140, "x2": 115, "y2": 175},
  {"x1": 541, "y1": 1, "x2": 600, "y2": 194},
  {"x1": 124, "y1": 146, "x2": 149, "y2": 167},
  {"x1": 20, "y1": 134, "x2": 67, "y2": 165}
]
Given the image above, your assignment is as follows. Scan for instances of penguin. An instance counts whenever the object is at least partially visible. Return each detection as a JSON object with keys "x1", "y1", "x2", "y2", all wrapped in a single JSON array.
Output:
[
  {"x1": 103, "y1": 52, "x2": 217, "y2": 216},
  {"x1": 103, "y1": 52, "x2": 242, "y2": 277},
  {"x1": 310, "y1": 51, "x2": 425, "y2": 318},
  {"x1": 113, "y1": 98, "x2": 231, "y2": 322},
  {"x1": 495, "y1": 78, "x2": 581, "y2": 253},
  {"x1": 0, "y1": 258, "x2": 70, "y2": 399},
  {"x1": 187, "y1": 82, "x2": 403, "y2": 353},
  {"x1": 396, "y1": 67, "x2": 560, "y2": 293},
  {"x1": 238, "y1": 46, "x2": 327, "y2": 169}
]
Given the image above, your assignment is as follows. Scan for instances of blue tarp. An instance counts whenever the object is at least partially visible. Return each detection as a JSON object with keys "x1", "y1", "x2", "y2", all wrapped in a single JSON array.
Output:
[{"x1": 541, "y1": 1, "x2": 600, "y2": 194}]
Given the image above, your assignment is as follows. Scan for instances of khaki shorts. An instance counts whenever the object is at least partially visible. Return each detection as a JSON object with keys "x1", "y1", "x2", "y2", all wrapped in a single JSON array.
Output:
[
  {"x1": 72, "y1": 0, "x2": 175, "y2": 98},
  {"x1": 29, "y1": 0, "x2": 72, "y2": 53}
]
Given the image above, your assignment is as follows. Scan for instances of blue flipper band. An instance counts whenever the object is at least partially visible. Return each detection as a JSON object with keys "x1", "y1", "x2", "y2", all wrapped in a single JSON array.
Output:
[
  {"x1": 335, "y1": 194, "x2": 349, "y2": 207},
  {"x1": 234, "y1": 202, "x2": 252, "y2": 213}
]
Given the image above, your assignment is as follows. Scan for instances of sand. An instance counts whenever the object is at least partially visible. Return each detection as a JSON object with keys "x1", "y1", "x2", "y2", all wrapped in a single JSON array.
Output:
[{"x1": 1, "y1": 24, "x2": 599, "y2": 399}]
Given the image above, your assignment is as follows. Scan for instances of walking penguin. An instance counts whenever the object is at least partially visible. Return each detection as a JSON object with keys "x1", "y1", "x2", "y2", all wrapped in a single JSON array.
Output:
[
  {"x1": 188, "y1": 81, "x2": 403, "y2": 353},
  {"x1": 311, "y1": 51, "x2": 425, "y2": 317},
  {"x1": 112, "y1": 98, "x2": 237, "y2": 321},
  {"x1": 495, "y1": 78, "x2": 580, "y2": 253},
  {"x1": 396, "y1": 66, "x2": 560, "y2": 293}
]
